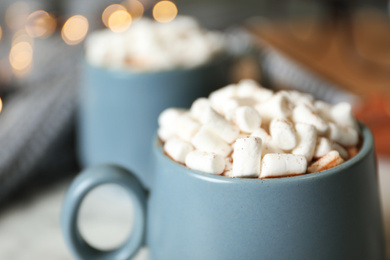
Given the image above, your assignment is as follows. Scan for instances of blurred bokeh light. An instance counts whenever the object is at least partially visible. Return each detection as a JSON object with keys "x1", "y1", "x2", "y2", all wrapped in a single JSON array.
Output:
[
  {"x1": 153, "y1": 1, "x2": 178, "y2": 23},
  {"x1": 5, "y1": 2, "x2": 30, "y2": 31},
  {"x1": 102, "y1": 4, "x2": 126, "y2": 28},
  {"x1": 9, "y1": 40, "x2": 33, "y2": 76},
  {"x1": 108, "y1": 9, "x2": 132, "y2": 33},
  {"x1": 61, "y1": 15, "x2": 89, "y2": 45},
  {"x1": 25, "y1": 10, "x2": 57, "y2": 38},
  {"x1": 123, "y1": 0, "x2": 144, "y2": 22}
]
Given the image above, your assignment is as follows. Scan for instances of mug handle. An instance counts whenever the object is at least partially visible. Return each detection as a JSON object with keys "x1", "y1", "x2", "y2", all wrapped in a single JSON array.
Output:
[{"x1": 61, "y1": 164, "x2": 147, "y2": 260}]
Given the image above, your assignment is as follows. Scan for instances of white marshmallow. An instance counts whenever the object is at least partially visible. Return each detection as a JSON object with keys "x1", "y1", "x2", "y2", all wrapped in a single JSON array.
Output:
[
  {"x1": 158, "y1": 127, "x2": 175, "y2": 142},
  {"x1": 212, "y1": 98, "x2": 240, "y2": 118},
  {"x1": 328, "y1": 122, "x2": 359, "y2": 146},
  {"x1": 269, "y1": 118, "x2": 297, "y2": 151},
  {"x1": 201, "y1": 107, "x2": 239, "y2": 144},
  {"x1": 86, "y1": 16, "x2": 225, "y2": 71},
  {"x1": 209, "y1": 85, "x2": 237, "y2": 104},
  {"x1": 225, "y1": 157, "x2": 233, "y2": 171},
  {"x1": 330, "y1": 102, "x2": 358, "y2": 130},
  {"x1": 233, "y1": 106, "x2": 262, "y2": 133},
  {"x1": 308, "y1": 150, "x2": 344, "y2": 173},
  {"x1": 332, "y1": 142, "x2": 349, "y2": 160},
  {"x1": 190, "y1": 98, "x2": 210, "y2": 121},
  {"x1": 164, "y1": 138, "x2": 194, "y2": 163},
  {"x1": 255, "y1": 93, "x2": 292, "y2": 124},
  {"x1": 281, "y1": 90, "x2": 315, "y2": 110},
  {"x1": 232, "y1": 137, "x2": 262, "y2": 178},
  {"x1": 314, "y1": 137, "x2": 349, "y2": 160},
  {"x1": 314, "y1": 100, "x2": 332, "y2": 121},
  {"x1": 260, "y1": 153, "x2": 307, "y2": 179},
  {"x1": 158, "y1": 108, "x2": 186, "y2": 128},
  {"x1": 185, "y1": 150, "x2": 225, "y2": 174},
  {"x1": 223, "y1": 157, "x2": 234, "y2": 177},
  {"x1": 175, "y1": 114, "x2": 201, "y2": 141},
  {"x1": 292, "y1": 104, "x2": 328, "y2": 135},
  {"x1": 236, "y1": 79, "x2": 259, "y2": 98},
  {"x1": 191, "y1": 126, "x2": 232, "y2": 157},
  {"x1": 253, "y1": 87, "x2": 274, "y2": 103},
  {"x1": 251, "y1": 128, "x2": 282, "y2": 155},
  {"x1": 314, "y1": 137, "x2": 332, "y2": 158},
  {"x1": 292, "y1": 123, "x2": 317, "y2": 162}
]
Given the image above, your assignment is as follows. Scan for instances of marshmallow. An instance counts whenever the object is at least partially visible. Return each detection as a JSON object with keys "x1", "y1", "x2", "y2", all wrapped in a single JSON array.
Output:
[
  {"x1": 158, "y1": 108, "x2": 185, "y2": 128},
  {"x1": 201, "y1": 107, "x2": 239, "y2": 144},
  {"x1": 158, "y1": 127, "x2": 175, "y2": 142},
  {"x1": 232, "y1": 137, "x2": 262, "y2": 177},
  {"x1": 253, "y1": 87, "x2": 274, "y2": 103},
  {"x1": 292, "y1": 123, "x2": 317, "y2": 162},
  {"x1": 255, "y1": 93, "x2": 292, "y2": 124},
  {"x1": 86, "y1": 16, "x2": 225, "y2": 71},
  {"x1": 190, "y1": 98, "x2": 210, "y2": 121},
  {"x1": 313, "y1": 137, "x2": 348, "y2": 159},
  {"x1": 292, "y1": 104, "x2": 328, "y2": 135},
  {"x1": 269, "y1": 118, "x2": 297, "y2": 151},
  {"x1": 164, "y1": 138, "x2": 194, "y2": 163},
  {"x1": 308, "y1": 150, "x2": 344, "y2": 173},
  {"x1": 223, "y1": 157, "x2": 234, "y2": 177},
  {"x1": 251, "y1": 128, "x2": 282, "y2": 155},
  {"x1": 233, "y1": 106, "x2": 262, "y2": 133},
  {"x1": 236, "y1": 79, "x2": 262, "y2": 98},
  {"x1": 314, "y1": 137, "x2": 332, "y2": 158},
  {"x1": 328, "y1": 122, "x2": 359, "y2": 146},
  {"x1": 209, "y1": 85, "x2": 237, "y2": 104},
  {"x1": 260, "y1": 153, "x2": 307, "y2": 179},
  {"x1": 314, "y1": 100, "x2": 332, "y2": 121},
  {"x1": 331, "y1": 142, "x2": 349, "y2": 160},
  {"x1": 185, "y1": 150, "x2": 225, "y2": 174},
  {"x1": 330, "y1": 102, "x2": 358, "y2": 130},
  {"x1": 191, "y1": 126, "x2": 232, "y2": 157},
  {"x1": 281, "y1": 90, "x2": 315, "y2": 110},
  {"x1": 175, "y1": 114, "x2": 201, "y2": 142}
]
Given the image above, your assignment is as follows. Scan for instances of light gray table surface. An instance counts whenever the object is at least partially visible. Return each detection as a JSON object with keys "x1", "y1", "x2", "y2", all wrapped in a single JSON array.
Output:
[{"x1": 1, "y1": 157, "x2": 390, "y2": 260}]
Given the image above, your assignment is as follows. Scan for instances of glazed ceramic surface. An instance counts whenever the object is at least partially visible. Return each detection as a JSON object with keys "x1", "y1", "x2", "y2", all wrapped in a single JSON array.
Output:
[
  {"x1": 63, "y1": 125, "x2": 385, "y2": 260},
  {"x1": 78, "y1": 59, "x2": 228, "y2": 189}
]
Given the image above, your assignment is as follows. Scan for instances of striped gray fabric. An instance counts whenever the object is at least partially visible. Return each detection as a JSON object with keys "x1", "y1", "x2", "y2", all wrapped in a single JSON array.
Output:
[{"x1": 0, "y1": 37, "x2": 81, "y2": 201}]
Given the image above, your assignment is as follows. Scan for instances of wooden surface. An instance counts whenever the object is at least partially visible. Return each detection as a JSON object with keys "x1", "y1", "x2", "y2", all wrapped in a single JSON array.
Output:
[
  {"x1": 247, "y1": 11, "x2": 390, "y2": 156},
  {"x1": 247, "y1": 11, "x2": 390, "y2": 98}
]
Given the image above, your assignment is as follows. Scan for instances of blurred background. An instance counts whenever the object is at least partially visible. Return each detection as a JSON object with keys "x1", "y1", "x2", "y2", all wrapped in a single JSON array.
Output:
[{"x1": 0, "y1": 0, "x2": 389, "y2": 259}]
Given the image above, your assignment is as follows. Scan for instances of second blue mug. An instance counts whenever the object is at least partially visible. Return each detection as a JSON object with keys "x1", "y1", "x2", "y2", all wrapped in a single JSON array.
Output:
[{"x1": 78, "y1": 58, "x2": 229, "y2": 188}]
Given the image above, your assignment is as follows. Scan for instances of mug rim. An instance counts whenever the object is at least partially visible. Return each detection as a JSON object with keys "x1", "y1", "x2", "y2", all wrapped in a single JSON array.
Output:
[
  {"x1": 154, "y1": 123, "x2": 373, "y2": 184},
  {"x1": 83, "y1": 52, "x2": 229, "y2": 76}
]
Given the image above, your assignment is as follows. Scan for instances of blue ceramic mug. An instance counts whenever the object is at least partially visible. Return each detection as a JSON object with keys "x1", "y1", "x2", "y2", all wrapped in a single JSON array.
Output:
[
  {"x1": 62, "y1": 124, "x2": 385, "y2": 260},
  {"x1": 78, "y1": 58, "x2": 229, "y2": 189}
]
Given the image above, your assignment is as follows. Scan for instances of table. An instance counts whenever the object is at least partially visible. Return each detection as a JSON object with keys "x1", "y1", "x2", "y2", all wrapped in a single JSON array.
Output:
[{"x1": 1, "y1": 158, "x2": 390, "y2": 260}]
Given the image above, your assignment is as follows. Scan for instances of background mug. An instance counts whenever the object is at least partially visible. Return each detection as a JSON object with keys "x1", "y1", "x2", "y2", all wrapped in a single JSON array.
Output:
[
  {"x1": 63, "y1": 125, "x2": 385, "y2": 260},
  {"x1": 78, "y1": 58, "x2": 230, "y2": 189}
]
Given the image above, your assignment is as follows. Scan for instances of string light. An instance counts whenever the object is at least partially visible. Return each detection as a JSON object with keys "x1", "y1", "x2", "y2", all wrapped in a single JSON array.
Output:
[
  {"x1": 108, "y1": 10, "x2": 132, "y2": 33},
  {"x1": 122, "y1": 0, "x2": 144, "y2": 22},
  {"x1": 9, "y1": 41, "x2": 33, "y2": 76},
  {"x1": 5, "y1": 2, "x2": 30, "y2": 31},
  {"x1": 61, "y1": 15, "x2": 89, "y2": 45},
  {"x1": 25, "y1": 10, "x2": 57, "y2": 38},
  {"x1": 102, "y1": 4, "x2": 126, "y2": 28},
  {"x1": 153, "y1": 1, "x2": 177, "y2": 23}
]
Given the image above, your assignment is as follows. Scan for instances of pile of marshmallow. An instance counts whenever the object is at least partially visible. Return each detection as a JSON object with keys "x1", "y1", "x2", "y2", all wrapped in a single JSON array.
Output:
[
  {"x1": 158, "y1": 79, "x2": 360, "y2": 179},
  {"x1": 85, "y1": 16, "x2": 225, "y2": 72}
]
